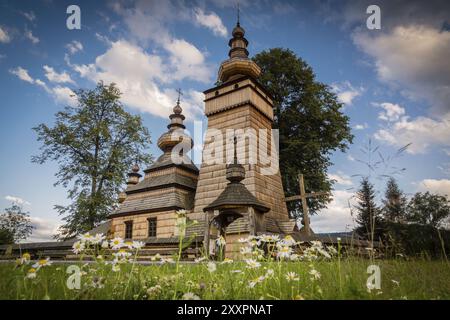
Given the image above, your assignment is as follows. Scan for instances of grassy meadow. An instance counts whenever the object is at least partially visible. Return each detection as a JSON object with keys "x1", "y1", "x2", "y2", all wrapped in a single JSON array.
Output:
[{"x1": 0, "y1": 233, "x2": 449, "y2": 300}]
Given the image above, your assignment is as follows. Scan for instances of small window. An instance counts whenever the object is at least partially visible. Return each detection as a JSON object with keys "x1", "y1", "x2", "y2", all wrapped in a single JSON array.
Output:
[
  {"x1": 215, "y1": 90, "x2": 219, "y2": 96},
  {"x1": 234, "y1": 83, "x2": 239, "y2": 89},
  {"x1": 124, "y1": 221, "x2": 133, "y2": 239},
  {"x1": 148, "y1": 217, "x2": 157, "y2": 237}
]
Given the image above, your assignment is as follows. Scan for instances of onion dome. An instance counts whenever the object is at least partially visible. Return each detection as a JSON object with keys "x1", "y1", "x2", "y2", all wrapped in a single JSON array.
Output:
[
  {"x1": 157, "y1": 100, "x2": 193, "y2": 152},
  {"x1": 218, "y1": 17, "x2": 261, "y2": 83}
]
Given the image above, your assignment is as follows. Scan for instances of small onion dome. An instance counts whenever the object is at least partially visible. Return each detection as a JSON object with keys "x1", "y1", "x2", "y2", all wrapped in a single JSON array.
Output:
[
  {"x1": 173, "y1": 102, "x2": 182, "y2": 115},
  {"x1": 157, "y1": 130, "x2": 193, "y2": 151},
  {"x1": 118, "y1": 191, "x2": 127, "y2": 203},
  {"x1": 131, "y1": 163, "x2": 140, "y2": 173}
]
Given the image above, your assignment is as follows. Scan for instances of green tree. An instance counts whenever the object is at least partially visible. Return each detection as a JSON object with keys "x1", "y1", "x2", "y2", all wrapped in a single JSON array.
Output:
[
  {"x1": 382, "y1": 177, "x2": 408, "y2": 223},
  {"x1": 0, "y1": 228, "x2": 14, "y2": 245},
  {"x1": 253, "y1": 48, "x2": 353, "y2": 218},
  {"x1": 406, "y1": 192, "x2": 450, "y2": 228},
  {"x1": 33, "y1": 82, "x2": 152, "y2": 239},
  {"x1": 354, "y1": 177, "x2": 381, "y2": 240},
  {"x1": 0, "y1": 204, "x2": 33, "y2": 243}
]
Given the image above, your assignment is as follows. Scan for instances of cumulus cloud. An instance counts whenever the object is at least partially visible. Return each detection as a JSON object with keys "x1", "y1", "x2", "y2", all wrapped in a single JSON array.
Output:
[
  {"x1": 27, "y1": 216, "x2": 61, "y2": 242},
  {"x1": 353, "y1": 25, "x2": 450, "y2": 115},
  {"x1": 0, "y1": 25, "x2": 11, "y2": 43},
  {"x1": 373, "y1": 102, "x2": 406, "y2": 122},
  {"x1": 5, "y1": 195, "x2": 31, "y2": 206},
  {"x1": 43, "y1": 65, "x2": 75, "y2": 84},
  {"x1": 311, "y1": 190, "x2": 357, "y2": 233},
  {"x1": 68, "y1": 39, "x2": 204, "y2": 119},
  {"x1": 25, "y1": 30, "x2": 39, "y2": 44},
  {"x1": 65, "y1": 40, "x2": 83, "y2": 54},
  {"x1": 374, "y1": 111, "x2": 450, "y2": 154},
  {"x1": 194, "y1": 8, "x2": 228, "y2": 37},
  {"x1": 416, "y1": 179, "x2": 450, "y2": 197},
  {"x1": 9, "y1": 66, "x2": 34, "y2": 83},
  {"x1": 331, "y1": 81, "x2": 363, "y2": 106},
  {"x1": 9, "y1": 66, "x2": 76, "y2": 106},
  {"x1": 354, "y1": 123, "x2": 368, "y2": 130}
]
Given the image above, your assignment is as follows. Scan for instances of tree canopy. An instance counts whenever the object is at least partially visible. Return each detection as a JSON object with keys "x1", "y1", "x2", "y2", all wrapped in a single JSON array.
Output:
[
  {"x1": 33, "y1": 82, "x2": 152, "y2": 239},
  {"x1": 0, "y1": 204, "x2": 33, "y2": 243},
  {"x1": 253, "y1": 48, "x2": 353, "y2": 218}
]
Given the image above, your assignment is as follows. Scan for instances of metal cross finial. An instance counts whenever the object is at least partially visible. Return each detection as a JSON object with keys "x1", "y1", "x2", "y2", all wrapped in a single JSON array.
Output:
[
  {"x1": 237, "y1": 1, "x2": 240, "y2": 26},
  {"x1": 233, "y1": 136, "x2": 238, "y2": 164},
  {"x1": 176, "y1": 88, "x2": 183, "y2": 104}
]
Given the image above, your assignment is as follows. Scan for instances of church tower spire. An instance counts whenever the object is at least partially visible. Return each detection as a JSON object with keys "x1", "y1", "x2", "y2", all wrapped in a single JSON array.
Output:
[{"x1": 218, "y1": 9, "x2": 261, "y2": 83}]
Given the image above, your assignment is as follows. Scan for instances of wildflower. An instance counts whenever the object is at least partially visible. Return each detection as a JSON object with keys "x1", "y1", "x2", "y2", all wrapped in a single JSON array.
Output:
[
  {"x1": 102, "y1": 240, "x2": 109, "y2": 249},
  {"x1": 265, "y1": 269, "x2": 274, "y2": 278},
  {"x1": 124, "y1": 241, "x2": 134, "y2": 249},
  {"x1": 33, "y1": 257, "x2": 52, "y2": 269},
  {"x1": 151, "y1": 253, "x2": 162, "y2": 261},
  {"x1": 20, "y1": 252, "x2": 31, "y2": 265},
  {"x1": 238, "y1": 237, "x2": 249, "y2": 243},
  {"x1": 215, "y1": 236, "x2": 226, "y2": 247},
  {"x1": 160, "y1": 257, "x2": 175, "y2": 265},
  {"x1": 326, "y1": 245, "x2": 338, "y2": 255},
  {"x1": 112, "y1": 264, "x2": 120, "y2": 272},
  {"x1": 207, "y1": 262, "x2": 217, "y2": 273},
  {"x1": 26, "y1": 268, "x2": 37, "y2": 279},
  {"x1": 337, "y1": 237, "x2": 341, "y2": 241},
  {"x1": 280, "y1": 235, "x2": 296, "y2": 246},
  {"x1": 309, "y1": 268, "x2": 321, "y2": 280},
  {"x1": 194, "y1": 256, "x2": 206, "y2": 263},
  {"x1": 245, "y1": 259, "x2": 261, "y2": 269},
  {"x1": 78, "y1": 232, "x2": 93, "y2": 243},
  {"x1": 72, "y1": 241, "x2": 85, "y2": 254},
  {"x1": 276, "y1": 245, "x2": 293, "y2": 259},
  {"x1": 91, "y1": 233, "x2": 105, "y2": 245},
  {"x1": 317, "y1": 247, "x2": 331, "y2": 259},
  {"x1": 221, "y1": 258, "x2": 233, "y2": 264},
  {"x1": 110, "y1": 237, "x2": 124, "y2": 250},
  {"x1": 182, "y1": 292, "x2": 200, "y2": 300},
  {"x1": 290, "y1": 254, "x2": 300, "y2": 261},
  {"x1": 285, "y1": 272, "x2": 300, "y2": 282},
  {"x1": 391, "y1": 279, "x2": 400, "y2": 287},
  {"x1": 248, "y1": 276, "x2": 265, "y2": 288},
  {"x1": 240, "y1": 246, "x2": 252, "y2": 255},
  {"x1": 132, "y1": 241, "x2": 145, "y2": 250},
  {"x1": 147, "y1": 285, "x2": 162, "y2": 298},
  {"x1": 176, "y1": 209, "x2": 187, "y2": 217}
]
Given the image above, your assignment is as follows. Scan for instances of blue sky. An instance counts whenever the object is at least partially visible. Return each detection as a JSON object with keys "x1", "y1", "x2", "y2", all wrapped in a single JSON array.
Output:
[{"x1": 0, "y1": 0, "x2": 449, "y2": 240}]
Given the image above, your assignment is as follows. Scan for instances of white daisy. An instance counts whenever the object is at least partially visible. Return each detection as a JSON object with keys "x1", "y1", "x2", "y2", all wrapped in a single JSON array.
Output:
[
  {"x1": 32, "y1": 257, "x2": 52, "y2": 269},
  {"x1": 132, "y1": 241, "x2": 145, "y2": 250},
  {"x1": 285, "y1": 271, "x2": 300, "y2": 281},
  {"x1": 276, "y1": 245, "x2": 293, "y2": 259},
  {"x1": 182, "y1": 292, "x2": 200, "y2": 300},
  {"x1": 26, "y1": 268, "x2": 37, "y2": 279},
  {"x1": 215, "y1": 236, "x2": 226, "y2": 247},
  {"x1": 309, "y1": 268, "x2": 321, "y2": 280},
  {"x1": 72, "y1": 241, "x2": 85, "y2": 254},
  {"x1": 110, "y1": 237, "x2": 124, "y2": 250},
  {"x1": 194, "y1": 256, "x2": 207, "y2": 263},
  {"x1": 207, "y1": 262, "x2": 217, "y2": 273},
  {"x1": 245, "y1": 259, "x2": 261, "y2": 269}
]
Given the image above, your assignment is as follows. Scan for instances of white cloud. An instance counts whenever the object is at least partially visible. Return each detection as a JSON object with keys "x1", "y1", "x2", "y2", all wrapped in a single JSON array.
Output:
[
  {"x1": 9, "y1": 66, "x2": 76, "y2": 106},
  {"x1": 9, "y1": 66, "x2": 34, "y2": 83},
  {"x1": 329, "y1": 172, "x2": 353, "y2": 186},
  {"x1": 5, "y1": 195, "x2": 31, "y2": 206},
  {"x1": 373, "y1": 102, "x2": 406, "y2": 122},
  {"x1": 25, "y1": 30, "x2": 39, "y2": 44},
  {"x1": 311, "y1": 190, "x2": 356, "y2": 233},
  {"x1": 26, "y1": 216, "x2": 61, "y2": 243},
  {"x1": 194, "y1": 8, "x2": 228, "y2": 38},
  {"x1": 331, "y1": 81, "x2": 363, "y2": 106},
  {"x1": 353, "y1": 25, "x2": 450, "y2": 115},
  {"x1": 354, "y1": 123, "x2": 368, "y2": 130},
  {"x1": 68, "y1": 40, "x2": 204, "y2": 119},
  {"x1": 65, "y1": 40, "x2": 83, "y2": 54},
  {"x1": 51, "y1": 86, "x2": 77, "y2": 107},
  {"x1": 374, "y1": 112, "x2": 450, "y2": 154},
  {"x1": 0, "y1": 26, "x2": 11, "y2": 43},
  {"x1": 21, "y1": 11, "x2": 36, "y2": 22},
  {"x1": 43, "y1": 65, "x2": 75, "y2": 84},
  {"x1": 416, "y1": 179, "x2": 450, "y2": 198}
]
